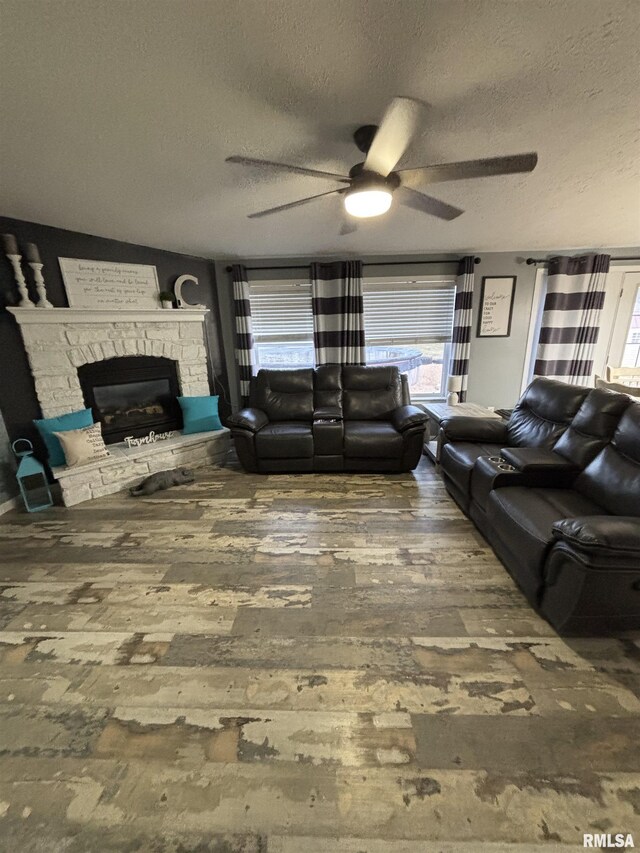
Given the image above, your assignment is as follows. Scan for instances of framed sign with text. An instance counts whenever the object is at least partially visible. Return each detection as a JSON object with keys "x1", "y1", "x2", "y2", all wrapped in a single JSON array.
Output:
[
  {"x1": 477, "y1": 276, "x2": 516, "y2": 338},
  {"x1": 59, "y1": 258, "x2": 160, "y2": 310}
]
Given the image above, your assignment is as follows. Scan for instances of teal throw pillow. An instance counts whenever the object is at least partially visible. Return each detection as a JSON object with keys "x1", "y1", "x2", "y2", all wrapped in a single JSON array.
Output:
[
  {"x1": 178, "y1": 395, "x2": 223, "y2": 435},
  {"x1": 34, "y1": 408, "x2": 94, "y2": 466}
]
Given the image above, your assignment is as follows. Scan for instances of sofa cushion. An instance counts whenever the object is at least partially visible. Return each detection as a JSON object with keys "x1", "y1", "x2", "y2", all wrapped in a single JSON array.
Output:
[
  {"x1": 314, "y1": 365, "x2": 343, "y2": 411},
  {"x1": 254, "y1": 369, "x2": 314, "y2": 421},
  {"x1": 506, "y1": 378, "x2": 589, "y2": 448},
  {"x1": 553, "y1": 387, "x2": 631, "y2": 468},
  {"x1": 344, "y1": 421, "x2": 403, "y2": 458},
  {"x1": 440, "y1": 441, "x2": 504, "y2": 495},
  {"x1": 573, "y1": 403, "x2": 640, "y2": 516},
  {"x1": 342, "y1": 366, "x2": 403, "y2": 420},
  {"x1": 487, "y1": 486, "x2": 604, "y2": 591},
  {"x1": 255, "y1": 422, "x2": 313, "y2": 458}
]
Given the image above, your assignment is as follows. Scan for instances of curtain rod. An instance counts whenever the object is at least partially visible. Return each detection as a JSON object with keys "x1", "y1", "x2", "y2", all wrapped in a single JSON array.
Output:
[
  {"x1": 526, "y1": 255, "x2": 640, "y2": 266},
  {"x1": 225, "y1": 257, "x2": 480, "y2": 273}
]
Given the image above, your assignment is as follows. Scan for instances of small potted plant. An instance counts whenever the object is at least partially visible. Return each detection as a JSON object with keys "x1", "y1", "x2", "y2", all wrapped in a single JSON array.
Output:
[{"x1": 158, "y1": 290, "x2": 174, "y2": 309}]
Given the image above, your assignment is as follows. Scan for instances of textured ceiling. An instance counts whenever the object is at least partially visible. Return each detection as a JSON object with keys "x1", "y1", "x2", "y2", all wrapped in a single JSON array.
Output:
[{"x1": 1, "y1": 0, "x2": 639, "y2": 257}]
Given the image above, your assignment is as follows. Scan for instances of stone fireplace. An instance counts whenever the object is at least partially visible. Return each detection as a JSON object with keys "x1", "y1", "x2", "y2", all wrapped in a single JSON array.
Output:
[{"x1": 9, "y1": 307, "x2": 230, "y2": 505}]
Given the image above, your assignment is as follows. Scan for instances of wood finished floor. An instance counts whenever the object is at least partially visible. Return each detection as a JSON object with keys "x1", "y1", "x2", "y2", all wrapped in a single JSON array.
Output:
[{"x1": 0, "y1": 456, "x2": 639, "y2": 853}]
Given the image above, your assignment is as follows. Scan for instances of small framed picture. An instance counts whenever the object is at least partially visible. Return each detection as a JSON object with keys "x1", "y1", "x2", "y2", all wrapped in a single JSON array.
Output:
[{"x1": 477, "y1": 276, "x2": 516, "y2": 337}]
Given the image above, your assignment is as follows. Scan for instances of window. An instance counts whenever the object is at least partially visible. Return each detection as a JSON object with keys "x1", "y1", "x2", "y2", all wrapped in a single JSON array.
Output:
[
  {"x1": 248, "y1": 274, "x2": 457, "y2": 396},
  {"x1": 363, "y1": 277, "x2": 456, "y2": 399},
  {"x1": 249, "y1": 280, "x2": 314, "y2": 369},
  {"x1": 598, "y1": 268, "x2": 640, "y2": 376},
  {"x1": 621, "y1": 285, "x2": 640, "y2": 367}
]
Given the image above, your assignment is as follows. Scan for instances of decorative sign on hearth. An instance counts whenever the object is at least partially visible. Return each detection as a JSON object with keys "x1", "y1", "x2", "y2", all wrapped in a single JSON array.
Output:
[
  {"x1": 477, "y1": 276, "x2": 517, "y2": 338},
  {"x1": 59, "y1": 258, "x2": 160, "y2": 310},
  {"x1": 123, "y1": 430, "x2": 176, "y2": 449}
]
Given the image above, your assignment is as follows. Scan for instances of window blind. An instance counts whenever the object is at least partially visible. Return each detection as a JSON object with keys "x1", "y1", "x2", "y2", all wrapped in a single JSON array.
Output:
[
  {"x1": 363, "y1": 280, "x2": 456, "y2": 344},
  {"x1": 249, "y1": 281, "x2": 313, "y2": 343}
]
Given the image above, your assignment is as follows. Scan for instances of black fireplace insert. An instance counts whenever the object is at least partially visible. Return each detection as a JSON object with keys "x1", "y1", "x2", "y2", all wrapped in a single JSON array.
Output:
[{"x1": 78, "y1": 356, "x2": 182, "y2": 444}]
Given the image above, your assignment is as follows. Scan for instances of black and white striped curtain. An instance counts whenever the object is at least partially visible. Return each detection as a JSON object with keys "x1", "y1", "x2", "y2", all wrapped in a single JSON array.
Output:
[
  {"x1": 449, "y1": 256, "x2": 475, "y2": 403},
  {"x1": 311, "y1": 260, "x2": 365, "y2": 366},
  {"x1": 534, "y1": 254, "x2": 610, "y2": 384},
  {"x1": 231, "y1": 264, "x2": 256, "y2": 404}
]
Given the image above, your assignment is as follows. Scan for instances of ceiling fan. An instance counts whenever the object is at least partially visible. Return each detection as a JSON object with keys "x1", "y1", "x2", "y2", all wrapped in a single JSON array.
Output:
[{"x1": 226, "y1": 97, "x2": 538, "y2": 234}]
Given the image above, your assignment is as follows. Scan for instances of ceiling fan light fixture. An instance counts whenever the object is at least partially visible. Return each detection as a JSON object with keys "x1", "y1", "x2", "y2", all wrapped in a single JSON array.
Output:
[
  {"x1": 228, "y1": 100, "x2": 536, "y2": 225},
  {"x1": 344, "y1": 188, "x2": 393, "y2": 219}
]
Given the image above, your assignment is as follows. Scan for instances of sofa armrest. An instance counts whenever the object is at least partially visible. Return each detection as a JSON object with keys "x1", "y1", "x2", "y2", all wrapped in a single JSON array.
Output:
[
  {"x1": 440, "y1": 416, "x2": 508, "y2": 443},
  {"x1": 391, "y1": 405, "x2": 428, "y2": 433},
  {"x1": 501, "y1": 447, "x2": 580, "y2": 474},
  {"x1": 227, "y1": 407, "x2": 269, "y2": 433},
  {"x1": 553, "y1": 516, "x2": 640, "y2": 555}
]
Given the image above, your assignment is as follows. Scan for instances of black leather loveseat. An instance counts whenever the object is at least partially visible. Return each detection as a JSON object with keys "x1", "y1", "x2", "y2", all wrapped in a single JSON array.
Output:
[
  {"x1": 439, "y1": 378, "x2": 640, "y2": 634},
  {"x1": 227, "y1": 365, "x2": 427, "y2": 474}
]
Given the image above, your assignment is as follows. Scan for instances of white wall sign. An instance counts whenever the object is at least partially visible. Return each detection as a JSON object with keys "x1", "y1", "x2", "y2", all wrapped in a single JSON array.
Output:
[
  {"x1": 59, "y1": 258, "x2": 160, "y2": 310},
  {"x1": 477, "y1": 276, "x2": 516, "y2": 337}
]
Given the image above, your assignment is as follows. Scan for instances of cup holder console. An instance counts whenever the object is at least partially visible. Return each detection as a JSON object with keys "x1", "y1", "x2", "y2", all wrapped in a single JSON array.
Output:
[
  {"x1": 485, "y1": 456, "x2": 517, "y2": 472},
  {"x1": 472, "y1": 454, "x2": 522, "y2": 510}
]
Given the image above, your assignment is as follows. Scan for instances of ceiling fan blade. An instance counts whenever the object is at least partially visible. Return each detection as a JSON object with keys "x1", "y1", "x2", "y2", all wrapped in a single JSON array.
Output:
[
  {"x1": 227, "y1": 155, "x2": 350, "y2": 183},
  {"x1": 399, "y1": 152, "x2": 538, "y2": 187},
  {"x1": 247, "y1": 189, "x2": 345, "y2": 219},
  {"x1": 397, "y1": 187, "x2": 464, "y2": 221},
  {"x1": 364, "y1": 97, "x2": 427, "y2": 177}
]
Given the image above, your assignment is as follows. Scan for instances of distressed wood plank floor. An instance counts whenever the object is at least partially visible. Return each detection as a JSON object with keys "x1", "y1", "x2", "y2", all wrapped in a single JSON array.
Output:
[{"x1": 0, "y1": 457, "x2": 638, "y2": 853}]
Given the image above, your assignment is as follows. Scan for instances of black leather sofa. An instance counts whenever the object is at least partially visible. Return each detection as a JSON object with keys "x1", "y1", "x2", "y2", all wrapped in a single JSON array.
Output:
[
  {"x1": 440, "y1": 379, "x2": 591, "y2": 513},
  {"x1": 439, "y1": 378, "x2": 640, "y2": 634},
  {"x1": 227, "y1": 365, "x2": 428, "y2": 474}
]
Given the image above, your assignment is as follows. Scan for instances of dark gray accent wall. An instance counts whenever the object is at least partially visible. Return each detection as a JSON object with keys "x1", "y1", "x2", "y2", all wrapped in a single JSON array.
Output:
[{"x1": 0, "y1": 217, "x2": 230, "y2": 457}]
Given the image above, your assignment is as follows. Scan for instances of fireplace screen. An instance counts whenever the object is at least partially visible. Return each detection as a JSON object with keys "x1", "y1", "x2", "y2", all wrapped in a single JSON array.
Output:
[
  {"x1": 79, "y1": 356, "x2": 182, "y2": 444},
  {"x1": 94, "y1": 378, "x2": 172, "y2": 428}
]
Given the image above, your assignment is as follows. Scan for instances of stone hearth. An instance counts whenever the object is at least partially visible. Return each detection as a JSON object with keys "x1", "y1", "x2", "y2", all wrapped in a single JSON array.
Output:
[
  {"x1": 52, "y1": 430, "x2": 229, "y2": 506},
  {"x1": 9, "y1": 308, "x2": 230, "y2": 505}
]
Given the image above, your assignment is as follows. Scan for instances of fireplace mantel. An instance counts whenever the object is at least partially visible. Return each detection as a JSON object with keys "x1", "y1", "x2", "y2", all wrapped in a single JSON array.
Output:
[{"x1": 8, "y1": 307, "x2": 209, "y2": 325}]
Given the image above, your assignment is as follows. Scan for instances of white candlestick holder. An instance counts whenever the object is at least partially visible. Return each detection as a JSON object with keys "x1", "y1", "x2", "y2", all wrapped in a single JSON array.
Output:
[
  {"x1": 6, "y1": 253, "x2": 35, "y2": 308},
  {"x1": 28, "y1": 262, "x2": 53, "y2": 308}
]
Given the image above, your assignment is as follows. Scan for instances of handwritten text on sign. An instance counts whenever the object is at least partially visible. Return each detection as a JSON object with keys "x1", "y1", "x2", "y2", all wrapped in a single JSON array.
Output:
[
  {"x1": 59, "y1": 258, "x2": 160, "y2": 310},
  {"x1": 478, "y1": 277, "x2": 515, "y2": 337}
]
